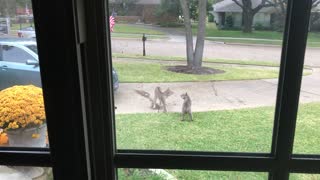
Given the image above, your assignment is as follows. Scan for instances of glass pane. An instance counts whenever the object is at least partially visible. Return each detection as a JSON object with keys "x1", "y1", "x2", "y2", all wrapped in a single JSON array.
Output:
[
  {"x1": 110, "y1": 0, "x2": 287, "y2": 152},
  {"x1": 0, "y1": 1, "x2": 48, "y2": 148},
  {"x1": 290, "y1": 173, "x2": 320, "y2": 180},
  {"x1": 0, "y1": 166, "x2": 52, "y2": 180},
  {"x1": 293, "y1": 10, "x2": 320, "y2": 154},
  {"x1": 118, "y1": 168, "x2": 268, "y2": 180}
]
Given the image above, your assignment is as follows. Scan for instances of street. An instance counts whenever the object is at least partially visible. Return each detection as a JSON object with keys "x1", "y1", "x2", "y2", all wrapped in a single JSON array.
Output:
[{"x1": 111, "y1": 38, "x2": 320, "y2": 67}]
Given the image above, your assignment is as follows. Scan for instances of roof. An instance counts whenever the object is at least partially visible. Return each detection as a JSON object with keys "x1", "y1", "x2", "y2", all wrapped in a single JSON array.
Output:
[
  {"x1": 109, "y1": 0, "x2": 160, "y2": 5},
  {"x1": 213, "y1": 0, "x2": 275, "y2": 13}
]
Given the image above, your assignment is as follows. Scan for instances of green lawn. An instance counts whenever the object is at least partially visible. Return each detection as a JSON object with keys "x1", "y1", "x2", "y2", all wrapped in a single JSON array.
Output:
[
  {"x1": 192, "y1": 23, "x2": 320, "y2": 46},
  {"x1": 118, "y1": 169, "x2": 268, "y2": 180},
  {"x1": 113, "y1": 61, "x2": 279, "y2": 83},
  {"x1": 116, "y1": 103, "x2": 320, "y2": 179},
  {"x1": 112, "y1": 33, "x2": 168, "y2": 39},
  {"x1": 113, "y1": 53, "x2": 280, "y2": 67},
  {"x1": 118, "y1": 169, "x2": 163, "y2": 180},
  {"x1": 10, "y1": 23, "x2": 34, "y2": 30},
  {"x1": 113, "y1": 24, "x2": 165, "y2": 35}
]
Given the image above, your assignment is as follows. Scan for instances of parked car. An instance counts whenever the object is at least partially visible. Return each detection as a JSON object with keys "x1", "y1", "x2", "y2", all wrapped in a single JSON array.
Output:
[
  {"x1": 0, "y1": 38, "x2": 119, "y2": 91},
  {"x1": 17, "y1": 27, "x2": 36, "y2": 38}
]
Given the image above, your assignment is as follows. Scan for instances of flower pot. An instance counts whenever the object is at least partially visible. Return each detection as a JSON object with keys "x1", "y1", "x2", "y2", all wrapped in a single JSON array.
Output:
[{"x1": 6, "y1": 124, "x2": 47, "y2": 147}]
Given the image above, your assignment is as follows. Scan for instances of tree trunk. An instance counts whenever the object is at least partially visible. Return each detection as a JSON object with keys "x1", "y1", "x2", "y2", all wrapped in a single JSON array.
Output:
[
  {"x1": 193, "y1": 0, "x2": 207, "y2": 68},
  {"x1": 242, "y1": 10, "x2": 254, "y2": 33},
  {"x1": 180, "y1": 0, "x2": 194, "y2": 67}
]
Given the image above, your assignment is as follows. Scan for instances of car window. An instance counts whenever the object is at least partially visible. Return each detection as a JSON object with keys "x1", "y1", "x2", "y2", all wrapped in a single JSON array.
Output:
[
  {"x1": 0, "y1": 45, "x2": 36, "y2": 63},
  {"x1": 26, "y1": 45, "x2": 38, "y2": 54}
]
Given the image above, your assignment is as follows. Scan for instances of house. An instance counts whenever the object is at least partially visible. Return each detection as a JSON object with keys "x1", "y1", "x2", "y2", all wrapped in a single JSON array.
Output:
[
  {"x1": 109, "y1": 0, "x2": 164, "y2": 24},
  {"x1": 212, "y1": 0, "x2": 277, "y2": 28},
  {"x1": 213, "y1": 0, "x2": 320, "y2": 30}
]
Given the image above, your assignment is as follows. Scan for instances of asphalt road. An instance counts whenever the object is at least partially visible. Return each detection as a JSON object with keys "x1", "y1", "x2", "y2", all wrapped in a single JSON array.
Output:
[{"x1": 111, "y1": 38, "x2": 320, "y2": 67}]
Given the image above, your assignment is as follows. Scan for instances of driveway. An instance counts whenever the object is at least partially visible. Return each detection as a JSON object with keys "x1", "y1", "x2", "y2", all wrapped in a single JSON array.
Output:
[{"x1": 114, "y1": 68, "x2": 320, "y2": 114}]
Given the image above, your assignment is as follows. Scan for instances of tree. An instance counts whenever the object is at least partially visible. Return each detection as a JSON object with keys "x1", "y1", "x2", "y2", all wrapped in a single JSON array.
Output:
[
  {"x1": 157, "y1": 0, "x2": 213, "y2": 22},
  {"x1": 0, "y1": 0, "x2": 16, "y2": 17},
  {"x1": 156, "y1": 0, "x2": 181, "y2": 21},
  {"x1": 179, "y1": 0, "x2": 207, "y2": 69},
  {"x1": 273, "y1": 0, "x2": 320, "y2": 31},
  {"x1": 232, "y1": 0, "x2": 274, "y2": 33}
]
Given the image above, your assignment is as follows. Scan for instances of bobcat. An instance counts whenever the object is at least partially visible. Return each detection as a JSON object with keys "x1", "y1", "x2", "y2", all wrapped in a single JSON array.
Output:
[
  {"x1": 181, "y1": 92, "x2": 193, "y2": 121},
  {"x1": 135, "y1": 87, "x2": 174, "y2": 113},
  {"x1": 152, "y1": 87, "x2": 174, "y2": 112}
]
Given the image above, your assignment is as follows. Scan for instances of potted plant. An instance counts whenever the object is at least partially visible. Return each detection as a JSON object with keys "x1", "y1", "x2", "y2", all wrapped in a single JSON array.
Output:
[{"x1": 0, "y1": 85, "x2": 46, "y2": 147}]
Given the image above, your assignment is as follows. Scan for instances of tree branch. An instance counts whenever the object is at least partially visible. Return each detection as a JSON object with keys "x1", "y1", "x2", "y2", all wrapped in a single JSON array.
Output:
[
  {"x1": 312, "y1": 0, "x2": 320, "y2": 8},
  {"x1": 232, "y1": 0, "x2": 244, "y2": 8},
  {"x1": 253, "y1": 0, "x2": 276, "y2": 14}
]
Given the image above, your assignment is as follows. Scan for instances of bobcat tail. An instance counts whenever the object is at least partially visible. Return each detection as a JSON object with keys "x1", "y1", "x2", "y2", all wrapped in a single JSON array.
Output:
[{"x1": 135, "y1": 89, "x2": 151, "y2": 98}]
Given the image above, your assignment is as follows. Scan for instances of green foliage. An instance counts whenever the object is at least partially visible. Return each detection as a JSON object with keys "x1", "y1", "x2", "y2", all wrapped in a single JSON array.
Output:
[
  {"x1": 225, "y1": 15, "x2": 234, "y2": 28},
  {"x1": 0, "y1": 0, "x2": 16, "y2": 17},
  {"x1": 156, "y1": 0, "x2": 181, "y2": 18},
  {"x1": 253, "y1": 22, "x2": 272, "y2": 31},
  {"x1": 156, "y1": 0, "x2": 213, "y2": 21},
  {"x1": 108, "y1": 0, "x2": 138, "y2": 16},
  {"x1": 310, "y1": 13, "x2": 320, "y2": 32},
  {"x1": 208, "y1": 13, "x2": 214, "y2": 22}
]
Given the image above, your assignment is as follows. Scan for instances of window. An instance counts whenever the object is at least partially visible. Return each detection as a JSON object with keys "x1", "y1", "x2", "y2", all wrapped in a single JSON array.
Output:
[
  {"x1": 0, "y1": 0, "x2": 87, "y2": 179},
  {"x1": 1, "y1": 0, "x2": 319, "y2": 179},
  {"x1": 84, "y1": 0, "x2": 320, "y2": 179},
  {"x1": 0, "y1": 45, "x2": 36, "y2": 63}
]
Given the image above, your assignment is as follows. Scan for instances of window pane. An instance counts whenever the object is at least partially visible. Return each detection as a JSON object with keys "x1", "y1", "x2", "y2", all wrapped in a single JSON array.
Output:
[
  {"x1": 0, "y1": 1, "x2": 48, "y2": 148},
  {"x1": 0, "y1": 166, "x2": 52, "y2": 180},
  {"x1": 118, "y1": 169, "x2": 268, "y2": 180},
  {"x1": 110, "y1": 0, "x2": 287, "y2": 152},
  {"x1": 290, "y1": 173, "x2": 320, "y2": 180},
  {"x1": 293, "y1": 11, "x2": 320, "y2": 154}
]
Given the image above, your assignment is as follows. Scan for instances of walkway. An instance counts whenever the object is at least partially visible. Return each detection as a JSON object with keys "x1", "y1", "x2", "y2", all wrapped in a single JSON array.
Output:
[{"x1": 114, "y1": 61, "x2": 320, "y2": 114}]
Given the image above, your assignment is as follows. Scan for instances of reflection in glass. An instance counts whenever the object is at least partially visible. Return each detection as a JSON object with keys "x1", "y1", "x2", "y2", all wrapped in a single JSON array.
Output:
[
  {"x1": 118, "y1": 168, "x2": 268, "y2": 180},
  {"x1": 0, "y1": 166, "x2": 52, "y2": 180}
]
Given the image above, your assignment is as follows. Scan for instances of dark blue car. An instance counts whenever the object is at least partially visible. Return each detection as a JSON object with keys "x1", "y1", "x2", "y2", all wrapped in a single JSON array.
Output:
[{"x1": 0, "y1": 38, "x2": 119, "y2": 91}]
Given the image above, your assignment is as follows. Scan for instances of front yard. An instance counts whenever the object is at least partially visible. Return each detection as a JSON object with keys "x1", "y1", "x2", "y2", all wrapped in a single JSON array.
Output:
[
  {"x1": 116, "y1": 103, "x2": 320, "y2": 179},
  {"x1": 113, "y1": 61, "x2": 280, "y2": 83}
]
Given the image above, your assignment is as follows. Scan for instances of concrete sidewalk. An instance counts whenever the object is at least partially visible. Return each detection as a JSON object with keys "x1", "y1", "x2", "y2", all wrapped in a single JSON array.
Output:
[{"x1": 114, "y1": 69, "x2": 320, "y2": 114}]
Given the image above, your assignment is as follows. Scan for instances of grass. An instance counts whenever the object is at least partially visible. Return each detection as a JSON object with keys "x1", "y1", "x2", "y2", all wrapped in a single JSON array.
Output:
[
  {"x1": 118, "y1": 169, "x2": 163, "y2": 180},
  {"x1": 116, "y1": 103, "x2": 320, "y2": 179},
  {"x1": 113, "y1": 53, "x2": 280, "y2": 67},
  {"x1": 111, "y1": 33, "x2": 168, "y2": 39},
  {"x1": 113, "y1": 24, "x2": 165, "y2": 35},
  {"x1": 113, "y1": 61, "x2": 280, "y2": 83},
  {"x1": 118, "y1": 169, "x2": 268, "y2": 180},
  {"x1": 10, "y1": 23, "x2": 34, "y2": 31},
  {"x1": 116, "y1": 106, "x2": 275, "y2": 152},
  {"x1": 192, "y1": 23, "x2": 320, "y2": 47}
]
